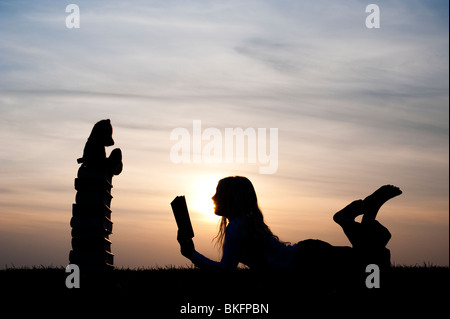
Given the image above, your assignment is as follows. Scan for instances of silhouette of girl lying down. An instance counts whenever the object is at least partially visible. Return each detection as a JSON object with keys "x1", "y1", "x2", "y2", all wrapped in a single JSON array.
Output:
[{"x1": 178, "y1": 176, "x2": 402, "y2": 280}]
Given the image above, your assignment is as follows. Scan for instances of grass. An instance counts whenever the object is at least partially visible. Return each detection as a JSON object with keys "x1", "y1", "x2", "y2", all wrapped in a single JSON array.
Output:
[{"x1": 1, "y1": 264, "x2": 448, "y2": 316}]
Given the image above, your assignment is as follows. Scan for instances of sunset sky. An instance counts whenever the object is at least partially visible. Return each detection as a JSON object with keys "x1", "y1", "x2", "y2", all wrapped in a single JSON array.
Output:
[{"x1": 0, "y1": 0, "x2": 448, "y2": 269}]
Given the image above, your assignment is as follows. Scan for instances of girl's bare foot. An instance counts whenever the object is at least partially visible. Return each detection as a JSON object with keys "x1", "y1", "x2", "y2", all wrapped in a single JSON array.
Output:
[
  {"x1": 333, "y1": 200, "x2": 364, "y2": 226},
  {"x1": 362, "y1": 185, "x2": 402, "y2": 223}
]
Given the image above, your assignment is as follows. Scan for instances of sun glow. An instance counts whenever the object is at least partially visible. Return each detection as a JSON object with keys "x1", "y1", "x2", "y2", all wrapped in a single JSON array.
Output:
[{"x1": 189, "y1": 174, "x2": 222, "y2": 222}]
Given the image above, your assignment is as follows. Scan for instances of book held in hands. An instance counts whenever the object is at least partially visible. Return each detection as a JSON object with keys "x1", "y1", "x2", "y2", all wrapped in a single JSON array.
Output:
[{"x1": 170, "y1": 196, "x2": 194, "y2": 239}]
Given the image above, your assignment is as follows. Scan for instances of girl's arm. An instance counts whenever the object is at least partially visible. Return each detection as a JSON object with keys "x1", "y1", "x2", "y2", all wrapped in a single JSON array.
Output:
[{"x1": 187, "y1": 221, "x2": 241, "y2": 270}]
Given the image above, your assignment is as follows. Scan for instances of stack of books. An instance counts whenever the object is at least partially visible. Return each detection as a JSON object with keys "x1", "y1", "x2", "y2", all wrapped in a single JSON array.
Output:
[{"x1": 69, "y1": 175, "x2": 115, "y2": 270}]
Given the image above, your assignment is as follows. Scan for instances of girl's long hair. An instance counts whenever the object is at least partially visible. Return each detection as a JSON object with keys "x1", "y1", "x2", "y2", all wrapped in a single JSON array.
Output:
[{"x1": 213, "y1": 176, "x2": 278, "y2": 252}]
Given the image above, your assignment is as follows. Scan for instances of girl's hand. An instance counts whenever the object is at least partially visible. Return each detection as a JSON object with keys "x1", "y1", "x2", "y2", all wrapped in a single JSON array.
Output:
[{"x1": 177, "y1": 230, "x2": 195, "y2": 258}]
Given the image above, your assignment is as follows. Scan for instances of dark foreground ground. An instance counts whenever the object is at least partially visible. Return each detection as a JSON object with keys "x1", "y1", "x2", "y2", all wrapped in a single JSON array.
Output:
[{"x1": 1, "y1": 265, "x2": 448, "y2": 317}]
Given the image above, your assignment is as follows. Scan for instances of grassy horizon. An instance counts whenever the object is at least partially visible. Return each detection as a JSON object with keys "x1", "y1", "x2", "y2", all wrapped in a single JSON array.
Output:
[
  {"x1": 1, "y1": 263, "x2": 449, "y2": 270},
  {"x1": 1, "y1": 264, "x2": 448, "y2": 316}
]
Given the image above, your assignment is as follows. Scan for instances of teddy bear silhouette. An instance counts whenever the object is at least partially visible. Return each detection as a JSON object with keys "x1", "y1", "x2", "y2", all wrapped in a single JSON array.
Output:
[
  {"x1": 69, "y1": 119, "x2": 123, "y2": 270},
  {"x1": 77, "y1": 119, "x2": 123, "y2": 181}
]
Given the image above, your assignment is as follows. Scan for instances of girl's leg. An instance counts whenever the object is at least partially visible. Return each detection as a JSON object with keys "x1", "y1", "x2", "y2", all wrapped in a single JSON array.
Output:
[
  {"x1": 333, "y1": 185, "x2": 401, "y2": 249},
  {"x1": 333, "y1": 200, "x2": 364, "y2": 226},
  {"x1": 333, "y1": 185, "x2": 401, "y2": 269},
  {"x1": 362, "y1": 185, "x2": 402, "y2": 224},
  {"x1": 341, "y1": 220, "x2": 391, "y2": 249}
]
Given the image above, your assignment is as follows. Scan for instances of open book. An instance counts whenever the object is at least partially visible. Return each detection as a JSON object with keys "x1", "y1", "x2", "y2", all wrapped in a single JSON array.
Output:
[{"x1": 170, "y1": 196, "x2": 194, "y2": 239}]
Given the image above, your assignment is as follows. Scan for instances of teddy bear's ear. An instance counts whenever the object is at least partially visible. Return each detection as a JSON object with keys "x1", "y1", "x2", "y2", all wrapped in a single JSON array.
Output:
[{"x1": 89, "y1": 119, "x2": 115, "y2": 146}]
